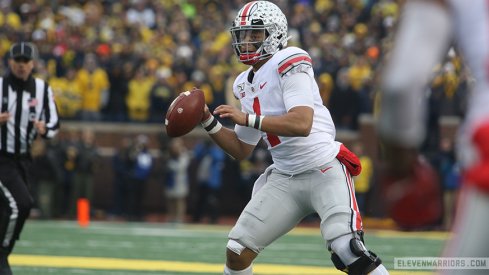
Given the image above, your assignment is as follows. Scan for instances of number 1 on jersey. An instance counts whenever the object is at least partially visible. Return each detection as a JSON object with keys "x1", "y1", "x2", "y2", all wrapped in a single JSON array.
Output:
[{"x1": 253, "y1": 97, "x2": 281, "y2": 147}]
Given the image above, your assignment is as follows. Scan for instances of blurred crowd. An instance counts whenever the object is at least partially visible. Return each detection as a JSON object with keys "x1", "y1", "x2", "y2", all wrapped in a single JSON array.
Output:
[
  {"x1": 30, "y1": 131, "x2": 459, "y2": 229},
  {"x1": 0, "y1": 0, "x2": 471, "y2": 128},
  {"x1": 30, "y1": 131, "x2": 156, "y2": 221},
  {"x1": 2, "y1": 0, "x2": 467, "y2": 228}
]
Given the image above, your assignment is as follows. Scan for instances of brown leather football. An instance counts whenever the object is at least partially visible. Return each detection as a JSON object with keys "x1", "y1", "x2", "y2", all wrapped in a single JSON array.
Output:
[{"x1": 165, "y1": 88, "x2": 204, "y2": 137}]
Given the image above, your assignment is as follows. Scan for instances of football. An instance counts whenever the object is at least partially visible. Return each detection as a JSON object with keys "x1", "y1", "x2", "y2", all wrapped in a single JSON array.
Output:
[{"x1": 165, "y1": 88, "x2": 205, "y2": 137}]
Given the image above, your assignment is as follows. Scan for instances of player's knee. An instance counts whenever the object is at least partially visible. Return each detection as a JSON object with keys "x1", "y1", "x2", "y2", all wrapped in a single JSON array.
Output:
[
  {"x1": 226, "y1": 240, "x2": 256, "y2": 270},
  {"x1": 328, "y1": 231, "x2": 383, "y2": 274},
  {"x1": 226, "y1": 249, "x2": 252, "y2": 270}
]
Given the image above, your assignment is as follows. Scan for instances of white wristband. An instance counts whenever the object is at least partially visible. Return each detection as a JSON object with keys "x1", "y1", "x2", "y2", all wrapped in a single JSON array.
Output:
[
  {"x1": 246, "y1": 114, "x2": 264, "y2": 130},
  {"x1": 247, "y1": 114, "x2": 256, "y2": 128},
  {"x1": 201, "y1": 115, "x2": 214, "y2": 128},
  {"x1": 201, "y1": 115, "x2": 222, "y2": 134},
  {"x1": 257, "y1": 115, "x2": 264, "y2": 131}
]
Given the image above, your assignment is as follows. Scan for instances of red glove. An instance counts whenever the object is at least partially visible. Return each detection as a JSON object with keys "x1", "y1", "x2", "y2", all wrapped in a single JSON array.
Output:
[{"x1": 336, "y1": 144, "x2": 362, "y2": 176}]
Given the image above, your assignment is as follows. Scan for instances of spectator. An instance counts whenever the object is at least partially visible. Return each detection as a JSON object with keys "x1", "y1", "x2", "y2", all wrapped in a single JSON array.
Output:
[
  {"x1": 103, "y1": 58, "x2": 132, "y2": 122},
  {"x1": 149, "y1": 67, "x2": 173, "y2": 123},
  {"x1": 127, "y1": 134, "x2": 153, "y2": 221},
  {"x1": 164, "y1": 138, "x2": 191, "y2": 224},
  {"x1": 126, "y1": 66, "x2": 155, "y2": 122},
  {"x1": 70, "y1": 129, "x2": 99, "y2": 217},
  {"x1": 434, "y1": 137, "x2": 461, "y2": 230},
  {"x1": 328, "y1": 68, "x2": 361, "y2": 130},
  {"x1": 318, "y1": 72, "x2": 334, "y2": 106},
  {"x1": 49, "y1": 67, "x2": 82, "y2": 119},
  {"x1": 192, "y1": 140, "x2": 225, "y2": 224},
  {"x1": 76, "y1": 53, "x2": 109, "y2": 121},
  {"x1": 31, "y1": 139, "x2": 60, "y2": 219},
  {"x1": 61, "y1": 130, "x2": 79, "y2": 218},
  {"x1": 348, "y1": 56, "x2": 372, "y2": 92},
  {"x1": 111, "y1": 136, "x2": 134, "y2": 219}
]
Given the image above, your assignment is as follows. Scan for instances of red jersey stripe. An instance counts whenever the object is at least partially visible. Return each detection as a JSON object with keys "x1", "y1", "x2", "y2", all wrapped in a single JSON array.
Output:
[
  {"x1": 278, "y1": 55, "x2": 312, "y2": 75},
  {"x1": 253, "y1": 97, "x2": 261, "y2": 115},
  {"x1": 345, "y1": 169, "x2": 363, "y2": 230},
  {"x1": 253, "y1": 97, "x2": 280, "y2": 147}
]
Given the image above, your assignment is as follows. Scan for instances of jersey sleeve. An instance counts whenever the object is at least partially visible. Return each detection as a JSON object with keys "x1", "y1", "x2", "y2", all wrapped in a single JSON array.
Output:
[
  {"x1": 282, "y1": 72, "x2": 314, "y2": 111},
  {"x1": 235, "y1": 124, "x2": 261, "y2": 146},
  {"x1": 276, "y1": 49, "x2": 315, "y2": 111}
]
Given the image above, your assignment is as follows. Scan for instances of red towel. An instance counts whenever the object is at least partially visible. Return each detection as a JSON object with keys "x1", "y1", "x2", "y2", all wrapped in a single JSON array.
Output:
[{"x1": 336, "y1": 144, "x2": 362, "y2": 176}]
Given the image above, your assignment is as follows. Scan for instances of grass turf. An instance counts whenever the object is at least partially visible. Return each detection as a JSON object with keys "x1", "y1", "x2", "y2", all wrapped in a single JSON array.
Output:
[{"x1": 10, "y1": 220, "x2": 447, "y2": 274}]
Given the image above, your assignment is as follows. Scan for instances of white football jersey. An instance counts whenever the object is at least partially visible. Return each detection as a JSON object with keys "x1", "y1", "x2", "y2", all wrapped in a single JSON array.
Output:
[{"x1": 232, "y1": 47, "x2": 339, "y2": 174}]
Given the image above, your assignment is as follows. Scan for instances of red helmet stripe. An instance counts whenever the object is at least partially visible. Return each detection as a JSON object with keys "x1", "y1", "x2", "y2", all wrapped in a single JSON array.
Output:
[{"x1": 240, "y1": 1, "x2": 257, "y2": 26}]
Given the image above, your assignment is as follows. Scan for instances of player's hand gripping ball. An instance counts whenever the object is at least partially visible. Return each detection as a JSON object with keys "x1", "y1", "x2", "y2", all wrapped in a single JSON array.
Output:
[{"x1": 165, "y1": 88, "x2": 205, "y2": 137}]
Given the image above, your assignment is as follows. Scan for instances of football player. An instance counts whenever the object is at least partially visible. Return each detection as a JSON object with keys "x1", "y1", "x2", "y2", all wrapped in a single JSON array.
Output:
[
  {"x1": 199, "y1": 1, "x2": 389, "y2": 274},
  {"x1": 378, "y1": 0, "x2": 489, "y2": 273}
]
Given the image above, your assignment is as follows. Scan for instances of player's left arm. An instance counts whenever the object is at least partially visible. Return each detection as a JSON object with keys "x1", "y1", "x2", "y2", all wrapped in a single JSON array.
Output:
[
  {"x1": 258, "y1": 106, "x2": 313, "y2": 137},
  {"x1": 258, "y1": 72, "x2": 314, "y2": 137}
]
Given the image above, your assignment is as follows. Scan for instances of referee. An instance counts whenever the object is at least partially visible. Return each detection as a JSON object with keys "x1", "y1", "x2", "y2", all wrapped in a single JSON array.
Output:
[{"x1": 0, "y1": 42, "x2": 59, "y2": 274}]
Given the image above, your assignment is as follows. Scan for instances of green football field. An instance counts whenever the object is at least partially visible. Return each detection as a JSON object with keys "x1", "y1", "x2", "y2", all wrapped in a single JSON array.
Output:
[{"x1": 10, "y1": 220, "x2": 448, "y2": 274}]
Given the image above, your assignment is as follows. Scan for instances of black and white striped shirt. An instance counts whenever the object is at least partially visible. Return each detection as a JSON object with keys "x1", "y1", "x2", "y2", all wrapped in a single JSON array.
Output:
[{"x1": 0, "y1": 73, "x2": 60, "y2": 156}]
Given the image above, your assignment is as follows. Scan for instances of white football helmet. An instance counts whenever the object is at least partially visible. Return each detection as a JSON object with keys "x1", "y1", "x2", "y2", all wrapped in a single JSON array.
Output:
[{"x1": 230, "y1": 1, "x2": 289, "y2": 65}]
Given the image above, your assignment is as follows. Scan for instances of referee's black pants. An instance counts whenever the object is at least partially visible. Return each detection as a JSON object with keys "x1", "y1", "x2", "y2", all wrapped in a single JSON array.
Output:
[{"x1": 0, "y1": 155, "x2": 34, "y2": 255}]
